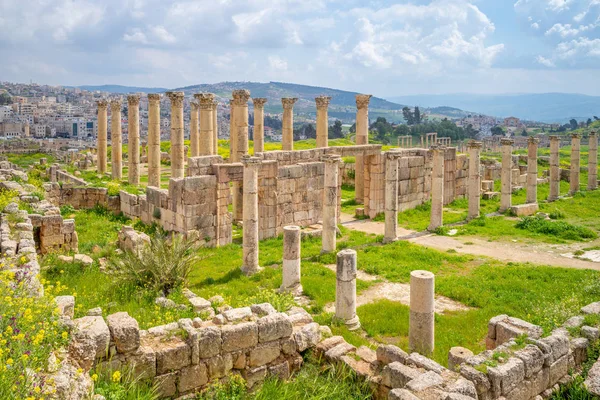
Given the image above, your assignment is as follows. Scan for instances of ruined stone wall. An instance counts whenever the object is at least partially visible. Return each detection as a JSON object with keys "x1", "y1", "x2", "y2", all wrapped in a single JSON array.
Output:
[
  {"x1": 394, "y1": 149, "x2": 433, "y2": 212},
  {"x1": 43, "y1": 182, "x2": 120, "y2": 212},
  {"x1": 29, "y1": 213, "x2": 78, "y2": 254}
]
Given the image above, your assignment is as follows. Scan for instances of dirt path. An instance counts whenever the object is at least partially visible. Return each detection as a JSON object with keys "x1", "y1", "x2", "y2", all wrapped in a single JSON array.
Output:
[{"x1": 340, "y1": 213, "x2": 600, "y2": 271}]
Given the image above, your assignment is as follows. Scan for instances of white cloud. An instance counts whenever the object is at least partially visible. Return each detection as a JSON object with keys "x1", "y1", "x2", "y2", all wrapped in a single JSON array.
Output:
[
  {"x1": 268, "y1": 55, "x2": 288, "y2": 71},
  {"x1": 151, "y1": 26, "x2": 177, "y2": 44},
  {"x1": 545, "y1": 23, "x2": 596, "y2": 37},
  {"x1": 123, "y1": 29, "x2": 148, "y2": 44},
  {"x1": 536, "y1": 55, "x2": 556, "y2": 67},
  {"x1": 532, "y1": 22, "x2": 540, "y2": 29}
]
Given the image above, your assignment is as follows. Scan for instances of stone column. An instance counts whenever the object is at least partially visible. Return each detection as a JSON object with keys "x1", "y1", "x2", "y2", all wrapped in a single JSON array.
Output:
[
  {"x1": 280, "y1": 225, "x2": 302, "y2": 294},
  {"x1": 167, "y1": 91, "x2": 185, "y2": 179},
  {"x1": 229, "y1": 100, "x2": 237, "y2": 161},
  {"x1": 96, "y1": 100, "x2": 108, "y2": 174},
  {"x1": 335, "y1": 249, "x2": 360, "y2": 331},
  {"x1": 110, "y1": 99, "x2": 123, "y2": 180},
  {"x1": 252, "y1": 98, "x2": 267, "y2": 154},
  {"x1": 241, "y1": 155, "x2": 262, "y2": 276},
  {"x1": 316, "y1": 96, "x2": 331, "y2": 148},
  {"x1": 212, "y1": 100, "x2": 219, "y2": 155},
  {"x1": 409, "y1": 270, "x2": 435, "y2": 356},
  {"x1": 384, "y1": 153, "x2": 398, "y2": 243},
  {"x1": 195, "y1": 93, "x2": 215, "y2": 156},
  {"x1": 147, "y1": 94, "x2": 161, "y2": 188},
  {"x1": 548, "y1": 135, "x2": 560, "y2": 201},
  {"x1": 322, "y1": 155, "x2": 340, "y2": 254},
  {"x1": 233, "y1": 90, "x2": 251, "y2": 223},
  {"x1": 588, "y1": 131, "x2": 598, "y2": 191},
  {"x1": 189, "y1": 102, "x2": 199, "y2": 157},
  {"x1": 428, "y1": 146, "x2": 444, "y2": 231},
  {"x1": 570, "y1": 133, "x2": 581, "y2": 195},
  {"x1": 467, "y1": 140, "x2": 482, "y2": 220},
  {"x1": 281, "y1": 98, "x2": 298, "y2": 151},
  {"x1": 355, "y1": 94, "x2": 372, "y2": 203},
  {"x1": 127, "y1": 94, "x2": 140, "y2": 185},
  {"x1": 526, "y1": 137, "x2": 539, "y2": 204},
  {"x1": 500, "y1": 139, "x2": 514, "y2": 212}
]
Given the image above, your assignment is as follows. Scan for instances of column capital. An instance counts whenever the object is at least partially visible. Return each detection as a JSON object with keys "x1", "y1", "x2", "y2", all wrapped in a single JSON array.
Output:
[
  {"x1": 232, "y1": 89, "x2": 251, "y2": 106},
  {"x1": 571, "y1": 133, "x2": 581, "y2": 139},
  {"x1": 110, "y1": 99, "x2": 122, "y2": 112},
  {"x1": 194, "y1": 93, "x2": 215, "y2": 109},
  {"x1": 321, "y1": 154, "x2": 341, "y2": 163},
  {"x1": 252, "y1": 98, "x2": 267, "y2": 108},
  {"x1": 355, "y1": 94, "x2": 372, "y2": 109},
  {"x1": 549, "y1": 135, "x2": 560, "y2": 142},
  {"x1": 385, "y1": 150, "x2": 402, "y2": 160},
  {"x1": 212, "y1": 100, "x2": 218, "y2": 108},
  {"x1": 241, "y1": 155, "x2": 262, "y2": 166},
  {"x1": 148, "y1": 93, "x2": 161, "y2": 102},
  {"x1": 315, "y1": 96, "x2": 331, "y2": 109},
  {"x1": 281, "y1": 98, "x2": 298, "y2": 110},
  {"x1": 166, "y1": 91, "x2": 185, "y2": 107},
  {"x1": 590, "y1": 131, "x2": 597, "y2": 137},
  {"x1": 127, "y1": 94, "x2": 140, "y2": 106},
  {"x1": 500, "y1": 138, "x2": 514, "y2": 146},
  {"x1": 429, "y1": 144, "x2": 444, "y2": 152},
  {"x1": 191, "y1": 102, "x2": 199, "y2": 111},
  {"x1": 527, "y1": 136, "x2": 539, "y2": 144},
  {"x1": 96, "y1": 99, "x2": 108, "y2": 110},
  {"x1": 467, "y1": 140, "x2": 483, "y2": 149}
]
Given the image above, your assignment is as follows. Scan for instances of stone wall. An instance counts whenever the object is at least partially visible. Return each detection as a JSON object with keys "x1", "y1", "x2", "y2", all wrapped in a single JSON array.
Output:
[
  {"x1": 69, "y1": 298, "x2": 324, "y2": 399},
  {"x1": 43, "y1": 182, "x2": 120, "y2": 212},
  {"x1": 29, "y1": 213, "x2": 78, "y2": 254}
]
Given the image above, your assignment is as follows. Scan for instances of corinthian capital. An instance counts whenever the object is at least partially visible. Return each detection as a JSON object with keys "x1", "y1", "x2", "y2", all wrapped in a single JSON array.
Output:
[
  {"x1": 281, "y1": 98, "x2": 298, "y2": 110},
  {"x1": 127, "y1": 94, "x2": 140, "y2": 106},
  {"x1": 166, "y1": 91, "x2": 185, "y2": 108},
  {"x1": 191, "y1": 102, "x2": 199, "y2": 111},
  {"x1": 315, "y1": 96, "x2": 331, "y2": 109},
  {"x1": 194, "y1": 93, "x2": 215, "y2": 109},
  {"x1": 232, "y1": 90, "x2": 251, "y2": 106},
  {"x1": 110, "y1": 99, "x2": 122, "y2": 113},
  {"x1": 355, "y1": 94, "x2": 372, "y2": 110},
  {"x1": 252, "y1": 98, "x2": 267, "y2": 108},
  {"x1": 500, "y1": 138, "x2": 514, "y2": 146},
  {"x1": 148, "y1": 93, "x2": 161, "y2": 103},
  {"x1": 96, "y1": 99, "x2": 108, "y2": 110}
]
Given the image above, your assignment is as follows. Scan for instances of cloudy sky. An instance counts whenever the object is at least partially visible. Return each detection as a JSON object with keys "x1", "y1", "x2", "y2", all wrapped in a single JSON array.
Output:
[{"x1": 1, "y1": 0, "x2": 599, "y2": 96}]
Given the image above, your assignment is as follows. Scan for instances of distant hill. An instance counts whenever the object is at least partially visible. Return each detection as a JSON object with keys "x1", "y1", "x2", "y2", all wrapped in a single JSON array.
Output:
[
  {"x1": 388, "y1": 93, "x2": 600, "y2": 124},
  {"x1": 76, "y1": 85, "x2": 167, "y2": 94}
]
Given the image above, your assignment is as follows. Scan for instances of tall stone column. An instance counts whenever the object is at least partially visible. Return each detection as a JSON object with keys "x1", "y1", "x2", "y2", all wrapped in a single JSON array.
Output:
[
  {"x1": 570, "y1": 133, "x2": 581, "y2": 195},
  {"x1": 241, "y1": 155, "x2": 262, "y2": 276},
  {"x1": 384, "y1": 153, "x2": 398, "y2": 243},
  {"x1": 127, "y1": 94, "x2": 140, "y2": 185},
  {"x1": 409, "y1": 270, "x2": 435, "y2": 356},
  {"x1": 428, "y1": 146, "x2": 444, "y2": 231},
  {"x1": 588, "y1": 131, "x2": 598, "y2": 191},
  {"x1": 322, "y1": 155, "x2": 341, "y2": 253},
  {"x1": 96, "y1": 100, "x2": 108, "y2": 174},
  {"x1": 167, "y1": 91, "x2": 185, "y2": 179},
  {"x1": 195, "y1": 93, "x2": 215, "y2": 156},
  {"x1": 189, "y1": 102, "x2": 199, "y2": 157},
  {"x1": 526, "y1": 137, "x2": 539, "y2": 204},
  {"x1": 281, "y1": 225, "x2": 302, "y2": 294},
  {"x1": 229, "y1": 100, "x2": 237, "y2": 162},
  {"x1": 315, "y1": 96, "x2": 331, "y2": 148},
  {"x1": 500, "y1": 139, "x2": 514, "y2": 212},
  {"x1": 335, "y1": 249, "x2": 360, "y2": 331},
  {"x1": 110, "y1": 99, "x2": 123, "y2": 180},
  {"x1": 467, "y1": 140, "x2": 482, "y2": 220},
  {"x1": 355, "y1": 94, "x2": 372, "y2": 203},
  {"x1": 281, "y1": 98, "x2": 297, "y2": 151},
  {"x1": 212, "y1": 100, "x2": 219, "y2": 155},
  {"x1": 147, "y1": 94, "x2": 161, "y2": 188},
  {"x1": 252, "y1": 98, "x2": 267, "y2": 154},
  {"x1": 232, "y1": 90, "x2": 251, "y2": 223},
  {"x1": 548, "y1": 135, "x2": 560, "y2": 201}
]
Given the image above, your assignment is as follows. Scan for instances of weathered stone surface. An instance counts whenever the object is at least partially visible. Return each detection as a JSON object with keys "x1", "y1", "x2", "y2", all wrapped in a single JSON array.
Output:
[
  {"x1": 198, "y1": 326, "x2": 221, "y2": 359},
  {"x1": 188, "y1": 296, "x2": 212, "y2": 312},
  {"x1": 243, "y1": 365, "x2": 267, "y2": 388},
  {"x1": 251, "y1": 303, "x2": 277, "y2": 316},
  {"x1": 377, "y1": 344, "x2": 409, "y2": 365},
  {"x1": 447, "y1": 378, "x2": 478, "y2": 398},
  {"x1": 74, "y1": 253, "x2": 93, "y2": 265},
  {"x1": 71, "y1": 315, "x2": 110, "y2": 365},
  {"x1": 540, "y1": 334, "x2": 570, "y2": 360},
  {"x1": 571, "y1": 337, "x2": 589, "y2": 365},
  {"x1": 408, "y1": 353, "x2": 445, "y2": 374},
  {"x1": 223, "y1": 306, "x2": 253, "y2": 322},
  {"x1": 459, "y1": 365, "x2": 491, "y2": 394},
  {"x1": 269, "y1": 360, "x2": 291, "y2": 380},
  {"x1": 221, "y1": 322, "x2": 258, "y2": 352},
  {"x1": 487, "y1": 357, "x2": 525, "y2": 395},
  {"x1": 206, "y1": 353, "x2": 233, "y2": 379},
  {"x1": 510, "y1": 203, "x2": 539, "y2": 217},
  {"x1": 294, "y1": 322, "x2": 321, "y2": 352},
  {"x1": 153, "y1": 372, "x2": 178, "y2": 398},
  {"x1": 106, "y1": 312, "x2": 140, "y2": 354},
  {"x1": 514, "y1": 345, "x2": 544, "y2": 378},
  {"x1": 325, "y1": 342, "x2": 356, "y2": 361},
  {"x1": 389, "y1": 388, "x2": 420, "y2": 400},
  {"x1": 563, "y1": 316, "x2": 585, "y2": 328},
  {"x1": 584, "y1": 358, "x2": 600, "y2": 395},
  {"x1": 406, "y1": 371, "x2": 444, "y2": 392},
  {"x1": 249, "y1": 341, "x2": 281, "y2": 367},
  {"x1": 582, "y1": 302, "x2": 600, "y2": 315},
  {"x1": 357, "y1": 345, "x2": 377, "y2": 364},
  {"x1": 549, "y1": 355, "x2": 569, "y2": 386},
  {"x1": 55, "y1": 295, "x2": 75, "y2": 319},
  {"x1": 258, "y1": 313, "x2": 293, "y2": 343},
  {"x1": 125, "y1": 346, "x2": 156, "y2": 379},
  {"x1": 582, "y1": 326, "x2": 600, "y2": 341},
  {"x1": 178, "y1": 363, "x2": 208, "y2": 393},
  {"x1": 448, "y1": 347, "x2": 473, "y2": 372},
  {"x1": 382, "y1": 361, "x2": 421, "y2": 389},
  {"x1": 155, "y1": 338, "x2": 191, "y2": 374}
]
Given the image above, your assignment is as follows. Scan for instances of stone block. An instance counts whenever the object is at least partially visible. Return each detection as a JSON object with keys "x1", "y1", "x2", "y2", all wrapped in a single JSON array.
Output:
[
  {"x1": 268, "y1": 360, "x2": 290, "y2": 380},
  {"x1": 55, "y1": 295, "x2": 75, "y2": 319},
  {"x1": 487, "y1": 357, "x2": 525, "y2": 395},
  {"x1": 258, "y1": 313, "x2": 293, "y2": 343},
  {"x1": 206, "y1": 353, "x2": 233, "y2": 379},
  {"x1": 153, "y1": 372, "x2": 178, "y2": 398},
  {"x1": 178, "y1": 363, "x2": 208, "y2": 393},
  {"x1": 243, "y1": 365, "x2": 267, "y2": 388},
  {"x1": 581, "y1": 302, "x2": 600, "y2": 315},
  {"x1": 155, "y1": 338, "x2": 191, "y2": 374},
  {"x1": 377, "y1": 345, "x2": 409, "y2": 365},
  {"x1": 71, "y1": 315, "x2": 110, "y2": 361},
  {"x1": 125, "y1": 346, "x2": 156, "y2": 379},
  {"x1": 198, "y1": 326, "x2": 221, "y2": 359},
  {"x1": 389, "y1": 389, "x2": 420, "y2": 400},
  {"x1": 408, "y1": 353, "x2": 445, "y2": 374},
  {"x1": 325, "y1": 342, "x2": 356, "y2": 361},
  {"x1": 382, "y1": 361, "x2": 422, "y2": 389},
  {"x1": 249, "y1": 341, "x2": 281, "y2": 367},
  {"x1": 549, "y1": 354, "x2": 568, "y2": 386},
  {"x1": 406, "y1": 371, "x2": 444, "y2": 392},
  {"x1": 106, "y1": 312, "x2": 140, "y2": 354},
  {"x1": 221, "y1": 322, "x2": 258, "y2": 352},
  {"x1": 509, "y1": 203, "x2": 539, "y2": 217},
  {"x1": 514, "y1": 345, "x2": 544, "y2": 378},
  {"x1": 293, "y1": 322, "x2": 321, "y2": 352},
  {"x1": 540, "y1": 334, "x2": 570, "y2": 360}
]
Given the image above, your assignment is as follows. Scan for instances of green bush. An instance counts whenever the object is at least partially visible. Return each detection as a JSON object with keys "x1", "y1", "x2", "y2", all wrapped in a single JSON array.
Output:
[
  {"x1": 549, "y1": 209, "x2": 566, "y2": 220},
  {"x1": 0, "y1": 189, "x2": 18, "y2": 211},
  {"x1": 107, "y1": 234, "x2": 202, "y2": 294},
  {"x1": 60, "y1": 204, "x2": 76, "y2": 216},
  {"x1": 515, "y1": 216, "x2": 597, "y2": 241}
]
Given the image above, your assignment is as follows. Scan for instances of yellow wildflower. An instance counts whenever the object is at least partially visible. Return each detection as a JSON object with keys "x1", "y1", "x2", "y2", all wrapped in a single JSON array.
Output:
[{"x1": 112, "y1": 370, "x2": 121, "y2": 382}]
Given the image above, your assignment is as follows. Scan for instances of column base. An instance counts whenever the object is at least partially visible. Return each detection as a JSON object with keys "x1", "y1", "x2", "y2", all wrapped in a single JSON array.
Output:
[
  {"x1": 334, "y1": 316, "x2": 361, "y2": 331},
  {"x1": 279, "y1": 284, "x2": 303, "y2": 296},
  {"x1": 427, "y1": 223, "x2": 442, "y2": 232},
  {"x1": 241, "y1": 265, "x2": 263, "y2": 276},
  {"x1": 382, "y1": 237, "x2": 398, "y2": 244}
]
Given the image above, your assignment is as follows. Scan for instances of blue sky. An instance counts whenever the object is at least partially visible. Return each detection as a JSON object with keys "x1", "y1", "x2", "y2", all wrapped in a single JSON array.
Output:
[{"x1": 1, "y1": 0, "x2": 599, "y2": 97}]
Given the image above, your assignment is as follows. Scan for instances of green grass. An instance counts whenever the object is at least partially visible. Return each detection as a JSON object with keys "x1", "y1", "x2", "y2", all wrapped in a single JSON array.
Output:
[
  {"x1": 515, "y1": 215, "x2": 597, "y2": 241},
  {"x1": 5, "y1": 152, "x2": 55, "y2": 167}
]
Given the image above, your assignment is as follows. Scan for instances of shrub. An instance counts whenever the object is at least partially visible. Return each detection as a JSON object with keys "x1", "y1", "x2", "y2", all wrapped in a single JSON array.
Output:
[
  {"x1": 515, "y1": 216, "x2": 597, "y2": 241},
  {"x1": 549, "y1": 209, "x2": 566, "y2": 220},
  {"x1": 242, "y1": 289, "x2": 295, "y2": 312},
  {"x1": 92, "y1": 364, "x2": 159, "y2": 400},
  {"x1": 0, "y1": 189, "x2": 18, "y2": 211},
  {"x1": 60, "y1": 204, "x2": 76, "y2": 216},
  {"x1": 106, "y1": 181, "x2": 121, "y2": 196},
  {"x1": 468, "y1": 215, "x2": 487, "y2": 227},
  {"x1": 107, "y1": 234, "x2": 202, "y2": 294}
]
